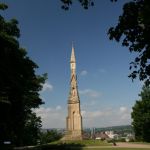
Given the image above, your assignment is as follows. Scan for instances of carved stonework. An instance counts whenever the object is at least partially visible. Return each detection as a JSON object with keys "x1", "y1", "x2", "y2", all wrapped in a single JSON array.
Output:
[{"x1": 63, "y1": 45, "x2": 83, "y2": 140}]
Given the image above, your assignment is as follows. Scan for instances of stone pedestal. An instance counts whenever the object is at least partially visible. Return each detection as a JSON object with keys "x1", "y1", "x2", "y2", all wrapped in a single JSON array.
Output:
[{"x1": 62, "y1": 130, "x2": 82, "y2": 141}]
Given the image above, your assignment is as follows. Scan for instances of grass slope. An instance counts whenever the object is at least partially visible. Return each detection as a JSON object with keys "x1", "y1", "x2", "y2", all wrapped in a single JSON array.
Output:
[
  {"x1": 82, "y1": 147, "x2": 150, "y2": 150},
  {"x1": 28, "y1": 140, "x2": 150, "y2": 150},
  {"x1": 51, "y1": 140, "x2": 111, "y2": 146}
]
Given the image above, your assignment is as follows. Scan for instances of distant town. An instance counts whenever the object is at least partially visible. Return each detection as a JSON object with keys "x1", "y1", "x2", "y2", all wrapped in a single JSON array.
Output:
[{"x1": 42, "y1": 125, "x2": 135, "y2": 142}]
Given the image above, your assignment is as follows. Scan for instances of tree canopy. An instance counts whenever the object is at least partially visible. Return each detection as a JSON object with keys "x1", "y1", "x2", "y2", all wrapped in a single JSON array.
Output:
[
  {"x1": 61, "y1": 0, "x2": 150, "y2": 85},
  {"x1": 39, "y1": 130, "x2": 62, "y2": 144},
  {"x1": 108, "y1": 0, "x2": 150, "y2": 85},
  {"x1": 131, "y1": 85, "x2": 150, "y2": 142},
  {"x1": 60, "y1": 0, "x2": 94, "y2": 10},
  {"x1": 0, "y1": 3, "x2": 46, "y2": 146}
]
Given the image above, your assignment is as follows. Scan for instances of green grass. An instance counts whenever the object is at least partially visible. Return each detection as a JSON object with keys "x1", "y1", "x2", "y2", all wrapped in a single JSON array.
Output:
[
  {"x1": 83, "y1": 148, "x2": 150, "y2": 150},
  {"x1": 27, "y1": 140, "x2": 150, "y2": 150},
  {"x1": 50, "y1": 139, "x2": 111, "y2": 146},
  {"x1": 33, "y1": 145, "x2": 150, "y2": 150}
]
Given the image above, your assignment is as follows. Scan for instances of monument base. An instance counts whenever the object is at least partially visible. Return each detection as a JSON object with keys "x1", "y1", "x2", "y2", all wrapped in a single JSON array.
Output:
[{"x1": 61, "y1": 130, "x2": 83, "y2": 141}]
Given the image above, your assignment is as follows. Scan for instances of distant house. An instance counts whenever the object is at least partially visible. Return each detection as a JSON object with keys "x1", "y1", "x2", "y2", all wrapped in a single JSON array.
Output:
[
  {"x1": 125, "y1": 133, "x2": 135, "y2": 142},
  {"x1": 95, "y1": 132, "x2": 109, "y2": 140},
  {"x1": 82, "y1": 132, "x2": 91, "y2": 140},
  {"x1": 105, "y1": 131, "x2": 118, "y2": 139}
]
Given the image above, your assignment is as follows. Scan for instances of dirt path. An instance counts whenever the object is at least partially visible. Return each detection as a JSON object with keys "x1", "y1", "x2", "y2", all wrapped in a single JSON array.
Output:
[
  {"x1": 116, "y1": 142, "x2": 150, "y2": 148},
  {"x1": 85, "y1": 142, "x2": 150, "y2": 149}
]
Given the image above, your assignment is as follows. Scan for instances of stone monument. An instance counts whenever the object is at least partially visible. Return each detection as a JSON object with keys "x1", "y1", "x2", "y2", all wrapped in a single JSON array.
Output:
[{"x1": 63, "y1": 45, "x2": 83, "y2": 140}]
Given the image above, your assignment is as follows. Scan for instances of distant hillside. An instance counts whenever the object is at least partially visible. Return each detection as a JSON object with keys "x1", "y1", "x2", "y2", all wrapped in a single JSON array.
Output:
[
  {"x1": 96, "y1": 125, "x2": 132, "y2": 131},
  {"x1": 42, "y1": 125, "x2": 134, "y2": 134},
  {"x1": 84, "y1": 125, "x2": 134, "y2": 135}
]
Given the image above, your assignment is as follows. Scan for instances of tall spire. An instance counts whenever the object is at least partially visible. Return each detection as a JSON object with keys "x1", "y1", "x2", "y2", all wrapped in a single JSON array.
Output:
[
  {"x1": 70, "y1": 43, "x2": 76, "y2": 63},
  {"x1": 63, "y1": 44, "x2": 82, "y2": 141}
]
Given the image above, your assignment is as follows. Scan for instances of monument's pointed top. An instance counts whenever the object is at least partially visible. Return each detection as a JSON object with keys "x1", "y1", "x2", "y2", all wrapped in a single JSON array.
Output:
[{"x1": 70, "y1": 42, "x2": 76, "y2": 63}]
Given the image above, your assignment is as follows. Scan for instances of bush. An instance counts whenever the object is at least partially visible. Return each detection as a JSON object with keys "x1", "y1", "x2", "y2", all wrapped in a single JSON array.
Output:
[{"x1": 39, "y1": 130, "x2": 62, "y2": 144}]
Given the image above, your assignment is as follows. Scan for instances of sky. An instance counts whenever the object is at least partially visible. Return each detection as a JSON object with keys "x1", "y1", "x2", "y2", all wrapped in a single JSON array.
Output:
[{"x1": 2, "y1": 0, "x2": 143, "y2": 128}]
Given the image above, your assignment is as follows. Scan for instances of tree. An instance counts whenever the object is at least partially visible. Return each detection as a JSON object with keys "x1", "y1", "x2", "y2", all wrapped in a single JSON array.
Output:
[
  {"x1": 108, "y1": 0, "x2": 150, "y2": 85},
  {"x1": 61, "y1": 0, "x2": 150, "y2": 85},
  {"x1": 60, "y1": 0, "x2": 94, "y2": 10},
  {"x1": 0, "y1": 3, "x2": 46, "y2": 146},
  {"x1": 131, "y1": 85, "x2": 150, "y2": 142},
  {"x1": 39, "y1": 130, "x2": 62, "y2": 144},
  {"x1": 22, "y1": 113, "x2": 42, "y2": 145}
]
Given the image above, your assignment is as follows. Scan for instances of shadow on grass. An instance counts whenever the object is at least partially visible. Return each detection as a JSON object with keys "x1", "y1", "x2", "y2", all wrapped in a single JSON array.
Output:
[
  {"x1": 13, "y1": 140, "x2": 111, "y2": 150},
  {"x1": 12, "y1": 140, "x2": 112, "y2": 150},
  {"x1": 33, "y1": 143, "x2": 85, "y2": 150}
]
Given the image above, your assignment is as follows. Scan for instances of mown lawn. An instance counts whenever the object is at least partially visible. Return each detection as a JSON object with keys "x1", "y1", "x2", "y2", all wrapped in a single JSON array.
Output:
[
  {"x1": 32, "y1": 145, "x2": 150, "y2": 150},
  {"x1": 50, "y1": 139, "x2": 111, "y2": 146},
  {"x1": 13, "y1": 140, "x2": 150, "y2": 150},
  {"x1": 83, "y1": 147, "x2": 150, "y2": 150}
]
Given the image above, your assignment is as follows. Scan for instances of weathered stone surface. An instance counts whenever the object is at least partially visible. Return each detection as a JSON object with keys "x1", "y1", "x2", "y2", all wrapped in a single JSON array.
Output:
[{"x1": 63, "y1": 45, "x2": 82, "y2": 140}]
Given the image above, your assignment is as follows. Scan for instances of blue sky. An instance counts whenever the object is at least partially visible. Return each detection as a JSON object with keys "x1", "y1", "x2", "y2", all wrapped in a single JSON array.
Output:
[{"x1": 2, "y1": 0, "x2": 142, "y2": 128}]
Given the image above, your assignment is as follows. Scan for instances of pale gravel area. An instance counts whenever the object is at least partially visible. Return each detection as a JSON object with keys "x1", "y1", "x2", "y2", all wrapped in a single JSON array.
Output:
[
  {"x1": 116, "y1": 142, "x2": 150, "y2": 148},
  {"x1": 85, "y1": 142, "x2": 150, "y2": 149}
]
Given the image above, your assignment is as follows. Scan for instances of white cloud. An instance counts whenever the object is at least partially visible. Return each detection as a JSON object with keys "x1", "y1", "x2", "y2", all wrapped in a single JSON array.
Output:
[
  {"x1": 34, "y1": 107, "x2": 52, "y2": 119},
  {"x1": 34, "y1": 106, "x2": 66, "y2": 128},
  {"x1": 119, "y1": 106, "x2": 131, "y2": 121},
  {"x1": 56, "y1": 105, "x2": 62, "y2": 110},
  {"x1": 82, "y1": 110, "x2": 110, "y2": 118},
  {"x1": 41, "y1": 81, "x2": 53, "y2": 92},
  {"x1": 119, "y1": 106, "x2": 127, "y2": 113},
  {"x1": 34, "y1": 106, "x2": 132, "y2": 128},
  {"x1": 80, "y1": 70, "x2": 88, "y2": 76},
  {"x1": 81, "y1": 106, "x2": 132, "y2": 127},
  {"x1": 79, "y1": 89, "x2": 101, "y2": 98}
]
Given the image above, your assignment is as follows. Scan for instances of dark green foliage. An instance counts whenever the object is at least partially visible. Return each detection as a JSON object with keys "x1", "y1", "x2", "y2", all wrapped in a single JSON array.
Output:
[
  {"x1": 39, "y1": 130, "x2": 62, "y2": 144},
  {"x1": 31, "y1": 143, "x2": 84, "y2": 150},
  {"x1": 22, "y1": 113, "x2": 42, "y2": 145},
  {"x1": 0, "y1": 3, "x2": 8, "y2": 10},
  {"x1": 108, "y1": 0, "x2": 150, "y2": 85},
  {"x1": 60, "y1": 0, "x2": 94, "y2": 10},
  {"x1": 131, "y1": 85, "x2": 150, "y2": 142},
  {"x1": 61, "y1": 0, "x2": 150, "y2": 85},
  {"x1": 0, "y1": 3, "x2": 46, "y2": 146}
]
